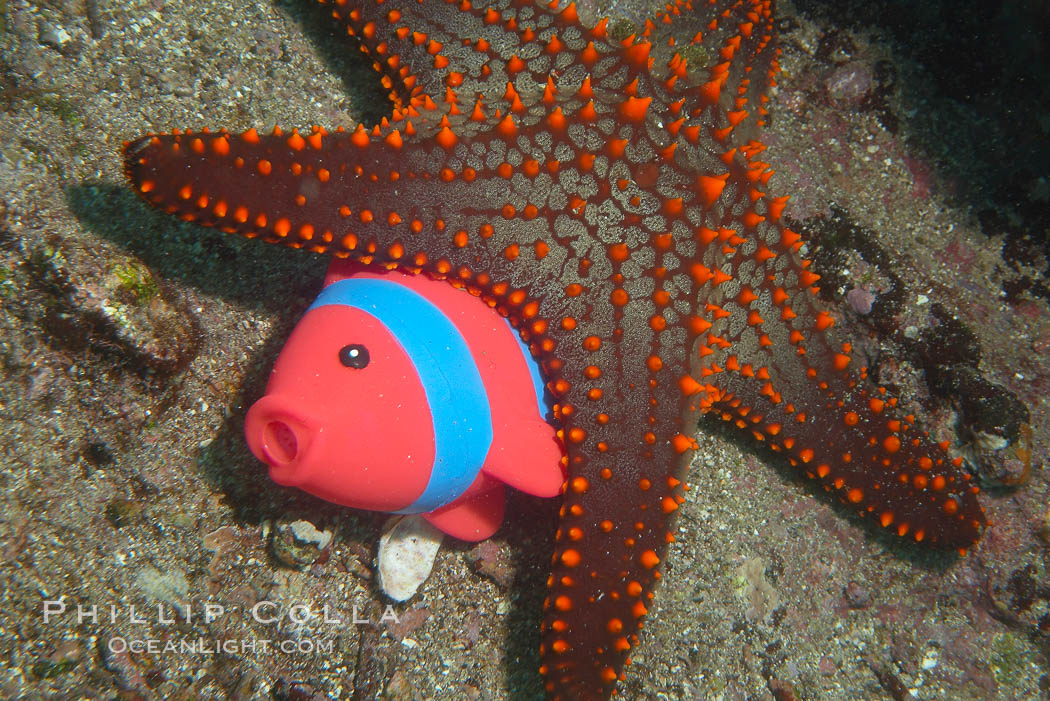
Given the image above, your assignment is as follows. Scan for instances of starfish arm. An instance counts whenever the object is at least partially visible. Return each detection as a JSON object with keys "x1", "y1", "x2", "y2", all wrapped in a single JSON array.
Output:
[
  {"x1": 538, "y1": 313, "x2": 698, "y2": 699},
  {"x1": 643, "y1": 0, "x2": 779, "y2": 135},
  {"x1": 323, "y1": 0, "x2": 512, "y2": 105},
  {"x1": 122, "y1": 119, "x2": 602, "y2": 302},
  {"x1": 324, "y1": 0, "x2": 611, "y2": 114},
  {"x1": 123, "y1": 125, "x2": 458, "y2": 258},
  {"x1": 540, "y1": 439, "x2": 691, "y2": 699},
  {"x1": 689, "y1": 213, "x2": 987, "y2": 549}
]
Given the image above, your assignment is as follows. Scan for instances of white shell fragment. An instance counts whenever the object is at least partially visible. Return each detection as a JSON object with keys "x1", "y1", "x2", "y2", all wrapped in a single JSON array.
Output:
[{"x1": 377, "y1": 515, "x2": 444, "y2": 602}]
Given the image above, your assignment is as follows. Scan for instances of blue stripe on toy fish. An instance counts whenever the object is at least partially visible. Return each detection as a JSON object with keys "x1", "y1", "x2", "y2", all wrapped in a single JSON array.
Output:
[
  {"x1": 310, "y1": 277, "x2": 494, "y2": 514},
  {"x1": 503, "y1": 317, "x2": 553, "y2": 422}
]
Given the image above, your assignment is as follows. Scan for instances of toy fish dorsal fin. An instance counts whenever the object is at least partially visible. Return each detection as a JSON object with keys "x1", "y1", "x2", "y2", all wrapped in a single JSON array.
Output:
[{"x1": 482, "y1": 420, "x2": 565, "y2": 498}]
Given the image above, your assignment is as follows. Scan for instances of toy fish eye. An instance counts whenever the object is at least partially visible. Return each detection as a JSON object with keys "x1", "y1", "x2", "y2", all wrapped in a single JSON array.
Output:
[{"x1": 338, "y1": 344, "x2": 370, "y2": 369}]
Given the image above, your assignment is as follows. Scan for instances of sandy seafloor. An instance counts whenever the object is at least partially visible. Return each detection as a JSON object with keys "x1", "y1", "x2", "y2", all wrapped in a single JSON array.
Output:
[{"x1": 1, "y1": 0, "x2": 1048, "y2": 699}]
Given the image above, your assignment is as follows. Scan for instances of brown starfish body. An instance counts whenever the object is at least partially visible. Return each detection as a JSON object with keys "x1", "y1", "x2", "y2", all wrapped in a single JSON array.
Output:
[{"x1": 123, "y1": 1, "x2": 985, "y2": 698}]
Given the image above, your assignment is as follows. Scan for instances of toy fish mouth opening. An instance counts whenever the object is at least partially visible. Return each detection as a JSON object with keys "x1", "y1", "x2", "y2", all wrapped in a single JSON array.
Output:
[
  {"x1": 261, "y1": 420, "x2": 299, "y2": 465},
  {"x1": 243, "y1": 397, "x2": 320, "y2": 484}
]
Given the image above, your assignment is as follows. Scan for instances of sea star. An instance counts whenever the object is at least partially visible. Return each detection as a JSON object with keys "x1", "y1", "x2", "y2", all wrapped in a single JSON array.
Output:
[{"x1": 122, "y1": 1, "x2": 987, "y2": 698}]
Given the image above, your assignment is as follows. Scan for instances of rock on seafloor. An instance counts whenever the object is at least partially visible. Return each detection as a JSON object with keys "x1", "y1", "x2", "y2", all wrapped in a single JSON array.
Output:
[
  {"x1": 23, "y1": 233, "x2": 199, "y2": 374},
  {"x1": 377, "y1": 515, "x2": 444, "y2": 603}
]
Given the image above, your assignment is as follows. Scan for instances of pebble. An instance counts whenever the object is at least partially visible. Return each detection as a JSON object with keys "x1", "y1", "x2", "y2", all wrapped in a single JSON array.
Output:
[
  {"x1": 467, "y1": 540, "x2": 515, "y2": 589},
  {"x1": 826, "y1": 62, "x2": 873, "y2": 104},
  {"x1": 846, "y1": 286, "x2": 875, "y2": 315},
  {"x1": 38, "y1": 21, "x2": 72, "y2": 51},
  {"x1": 26, "y1": 366, "x2": 55, "y2": 401},
  {"x1": 270, "y1": 519, "x2": 333, "y2": 568},
  {"x1": 134, "y1": 565, "x2": 189, "y2": 609},
  {"x1": 844, "y1": 580, "x2": 872, "y2": 609},
  {"x1": 377, "y1": 515, "x2": 443, "y2": 602},
  {"x1": 31, "y1": 641, "x2": 83, "y2": 679}
]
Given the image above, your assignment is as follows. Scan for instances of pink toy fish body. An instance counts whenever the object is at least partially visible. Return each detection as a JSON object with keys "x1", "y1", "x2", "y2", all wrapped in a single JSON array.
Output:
[{"x1": 245, "y1": 260, "x2": 565, "y2": 540}]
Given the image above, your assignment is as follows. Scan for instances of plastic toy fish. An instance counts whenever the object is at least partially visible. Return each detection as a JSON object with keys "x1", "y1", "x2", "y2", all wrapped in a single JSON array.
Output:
[{"x1": 244, "y1": 259, "x2": 566, "y2": 541}]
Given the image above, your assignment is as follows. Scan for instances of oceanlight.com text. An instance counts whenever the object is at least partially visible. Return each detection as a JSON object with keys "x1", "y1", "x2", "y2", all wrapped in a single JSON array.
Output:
[{"x1": 106, "y1": 636, "x2": 336, "y2": 655}]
